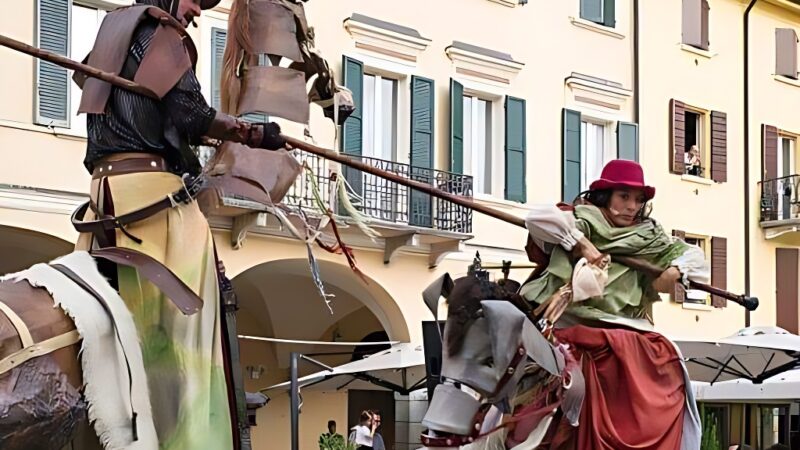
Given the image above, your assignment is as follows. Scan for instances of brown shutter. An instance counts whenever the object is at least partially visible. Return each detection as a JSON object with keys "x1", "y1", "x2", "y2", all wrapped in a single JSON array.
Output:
[
  {"x1": 710, "y1": 111, "x2": 727, "y2": 182},
  {"x1": 682, "y1": 0, "x2": 701, "y2": 48},
  {"x1": 711, "y1": 236, "x2": 727, "y2": 308},
  {"x1": 762, "y1": 125, "x2": 780, "y2": 221},
  {"x1": 763, "y1": 124, "x2": 779, "y2": 181},
  {"x1": 672, "y1": 229, "x2": 686, "y2": 303},
  {"x1": 670, "y1": 99, "x2": 686, "y2": 175},
  {"x1": 700, "y1": 0, "x2": 710, "y2": 50},
  {"x1": 776, "y1": 248, "x2": 799, "y2": 334},
  {"x1": 776, "y1": 28, "x2": 798, "y2": 79}
]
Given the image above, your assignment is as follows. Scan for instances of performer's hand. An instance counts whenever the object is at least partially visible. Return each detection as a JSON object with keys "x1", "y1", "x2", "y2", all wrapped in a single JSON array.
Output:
[
  {"x1": 259, "y1": 122, "x2": 287, "y2": 150},
  {"x1": 577, "y1": 237, "x2": 604, "y2": 265},
  {"x1": 653, "y1": 266, "x2": 682, "y2": 293}
]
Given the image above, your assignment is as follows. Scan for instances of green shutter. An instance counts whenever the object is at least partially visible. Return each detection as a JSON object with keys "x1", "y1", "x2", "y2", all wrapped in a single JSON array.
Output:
[
  {"x1": 36, "y1": 0, "x2": 70, "y2": 127},
  {"x1": 504, "y1": 96, "x2": 526, "y2": 203},
  {"x1": 603, "y1": 0, "x2": 616, "y2": 28},
  {"x1": 580, "y1": 0, "x2": 603, "y2": 23},
  {"x1": 617, "y1": 122, "x2": 639, "y2": 161},
  {"x1": 410, "y1": 76, "x2": 435, "y2": 228},
  {"x1": 211, "y1": 28, "x2": 226, "y2": 111},
  {"x1": 341, "y1": 56, "x2": 364, "y2": 202},
  {"x1": 450, "y1": 79, "x2": 464, "y2": 174},
  {"x1": 562, "y1": 109, "x2": 582, "y2": 203},
  {"x1": 341, "y1": 56, "x2": 364, "y2": 156}
]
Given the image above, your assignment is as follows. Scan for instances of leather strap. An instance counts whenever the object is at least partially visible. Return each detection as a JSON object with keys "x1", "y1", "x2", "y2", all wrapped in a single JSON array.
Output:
[
  {"x1": 0, "y1": 300, "x2": 34, "y2": 349},
  {"x1": 72, "y1": 174, "x2": 202, "y2": 243},
  {"x1": 0, "y1": 329, "x2": 80, "y2": 375},
  {"x1": 50, "y1": 263, "x2": 139, "y2": 442},
  {"x1": 91, "y1": 247, "x2": 203, "y2": 316},
  {"x1": 92, "y1": 155, "x2": 168, "y2": 179}
]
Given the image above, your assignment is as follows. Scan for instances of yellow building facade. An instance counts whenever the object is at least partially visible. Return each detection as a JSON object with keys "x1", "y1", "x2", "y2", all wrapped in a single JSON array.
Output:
[{"x1": 2, "y1": 0, "x2": 800, "y2": 448}]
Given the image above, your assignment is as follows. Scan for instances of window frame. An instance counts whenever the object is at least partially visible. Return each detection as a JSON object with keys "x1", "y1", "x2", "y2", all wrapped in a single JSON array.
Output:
[
  {"x1": 459, "y1": 84, "x2": 505, "y2": 201},
  {"x1": 578, "y1": 115, "x2": 616, "y2": 192},
  {"x1": 361, "y1": 71, "x2": 399, "y2": 163},
  {"x1": 682, "y1": 105, "x2": 711, "y2": 180},
  {"x1": 683, "y1": 233, "x2": 711, "y2": 306},
  {"x1": 462, "y1": 94, "x2": 493, "y2": 196}
]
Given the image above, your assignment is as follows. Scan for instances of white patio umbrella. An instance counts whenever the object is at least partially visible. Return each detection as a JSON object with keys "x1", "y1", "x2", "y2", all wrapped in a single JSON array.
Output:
[
  {"x1": 675, "y1": 326, "x2": 800, "y2": 384},
  {"x1": 263, "y1": 343, "x2": 427, "y2": 395},
  {"x1": 693, "y1": 368, "x2": 800, "y2": 401}
]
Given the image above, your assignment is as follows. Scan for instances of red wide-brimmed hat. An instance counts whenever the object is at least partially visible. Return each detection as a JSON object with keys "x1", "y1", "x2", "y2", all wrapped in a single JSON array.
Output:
[
  {"x1": 589, "y1": 159, "x2": 656, "y2": 200},
  {"x1": 200, "y1": 0, "x2": 221, "y2": 9}
]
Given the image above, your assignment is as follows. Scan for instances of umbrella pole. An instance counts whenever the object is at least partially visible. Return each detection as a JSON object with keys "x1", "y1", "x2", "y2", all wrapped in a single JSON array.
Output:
[{"x1": 290, "y1": 352, "x2": 299, "y2": 450}]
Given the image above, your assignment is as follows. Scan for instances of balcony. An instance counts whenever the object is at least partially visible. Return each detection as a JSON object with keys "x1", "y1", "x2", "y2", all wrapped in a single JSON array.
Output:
[
  {"x1": 285, "y1": 151, "x2": 473, "y2": 234},
  {"x1": 759, "y1": 175, "x2": 800, "y2": 238},
  {"x1": 209, "y1": 150, "x2": 474, "y2": 267}
]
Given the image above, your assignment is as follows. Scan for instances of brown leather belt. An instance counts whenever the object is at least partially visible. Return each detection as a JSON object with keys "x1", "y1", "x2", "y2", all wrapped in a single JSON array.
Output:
[
  {"x1": 92, "y1": 154, "x2": 168, "y2": 179},
  {"x1": 72, "y1": 174, "x2": 203, "y2": 247}
]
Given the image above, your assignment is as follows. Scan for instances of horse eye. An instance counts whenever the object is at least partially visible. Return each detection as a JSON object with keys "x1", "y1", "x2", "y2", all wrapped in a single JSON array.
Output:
[{"x1": 482, "y1": 357, "x2": 494, "y2": 368}]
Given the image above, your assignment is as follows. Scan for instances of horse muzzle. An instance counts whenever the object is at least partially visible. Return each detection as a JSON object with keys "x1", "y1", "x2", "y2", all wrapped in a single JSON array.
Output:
[{"x1": 421, "y1": 383, "x2": 483, "y2": 437}]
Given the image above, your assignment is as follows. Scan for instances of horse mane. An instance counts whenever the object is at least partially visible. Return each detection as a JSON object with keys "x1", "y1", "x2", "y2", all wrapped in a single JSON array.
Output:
[
  {"x1": 445, "y1": 276, "x2": 531, "y2": 357},
  {"x1": 220, "y1": 0, "x2": 252, "y2": 115}
]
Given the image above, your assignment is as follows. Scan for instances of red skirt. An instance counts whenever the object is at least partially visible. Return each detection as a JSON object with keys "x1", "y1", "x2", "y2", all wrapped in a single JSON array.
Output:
[{"x1": 552, "y1": 325, "x2": 687, "y2": 450}]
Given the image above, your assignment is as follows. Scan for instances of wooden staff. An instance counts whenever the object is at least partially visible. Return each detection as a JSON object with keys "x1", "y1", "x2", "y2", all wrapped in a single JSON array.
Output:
[
  {"x1": 0, "y1": 34, "x2": 159, "y2": 100},
  {"x1": 283, "y1": 136, "x2": 759, "y2": 312},
  {"x1": 0, "y1": 33, "x2": 757, "y2": 311}
]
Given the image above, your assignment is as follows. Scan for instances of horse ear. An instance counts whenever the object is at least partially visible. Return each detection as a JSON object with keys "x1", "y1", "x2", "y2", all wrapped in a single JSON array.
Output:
[
  {"x1": 481, "y1": 301, "x2": 525, "y2": 377},
  {"x1": 422, "y1": 273, "x2": 454, "y2": 319}
]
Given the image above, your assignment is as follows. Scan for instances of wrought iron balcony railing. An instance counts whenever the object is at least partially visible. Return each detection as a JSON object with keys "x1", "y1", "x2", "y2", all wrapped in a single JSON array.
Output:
[
  {"x1": 759, "y1": 174, "x2": 800, "y2": 222},
  {"x1": 285, "y1": 151, "x2": 474, "y2": 234}
]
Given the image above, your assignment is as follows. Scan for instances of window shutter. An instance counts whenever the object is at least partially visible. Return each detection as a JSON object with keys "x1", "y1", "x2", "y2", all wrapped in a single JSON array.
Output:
[
  {"x1": 505, "y1": 96, "x2": 527, "y2": 203},
  {"x1": 603, "y1": 0, "x2": 616, "y2": 28},
  {"x1": 682, "y1": 0, "x2": 702, "y2": 48},
  {"x1": 36, "y1": 0, "x2": 70, "y2": 127},
  {"x1": 450, "y1": 79, "x2": 464, "y2": 174},
  {"x1": 341, "y1": 56, "x2": 364, "y2": 203},
  {"x1": 671, "y1": 230, "x2": 686, "y2": 303},
  {"x1": 711, "y1": 236, "x2": 727, "y2": 308},
  {"x1": 776, "y1": 28, "x2": 798, "y2": 79},
  {"x1": 562, "y1": 109, "x2": 582, "y2": 203},
  {"x1": 710, "y1": 111, "x2": 727, "y2": 183},
  {"x1": 701, "y1": 0, "x2": 710, "y2": 50},
  {"x1": 763, "y1": 124, "x2": 779, "y2": 181},
  {"x1": 776, "y1": 248, "x2": 799, "y2": 334},
  {"x1": 617, "y1": 122, "x2": 639, "y2": 162},
  {"x1": 410, "y1": 76, "x2": 435, "y2": 228},
  {"x1": 670, "y1": 99, "x2": 686, "y2": 175},
  {"x1": 580, "y1": 0, "x2": 603, "y2": 24},
  {"x1": 211, "y1": 28, "x2": 227, "y2": 111}
]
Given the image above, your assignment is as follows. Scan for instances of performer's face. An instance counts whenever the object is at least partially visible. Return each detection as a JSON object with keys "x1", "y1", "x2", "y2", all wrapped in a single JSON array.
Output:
[
  {"x1": 176, "y1": 0, "x2": 201, "y2": 26},
  {"x1": 606, "y1": 189, "x2": 646, "y2": 227}
]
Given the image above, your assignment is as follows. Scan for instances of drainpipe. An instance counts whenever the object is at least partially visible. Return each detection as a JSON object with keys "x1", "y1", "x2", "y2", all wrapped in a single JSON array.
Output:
[
  {"x1": 744, "y1": 0, "x2": 758, "y2": 328},
  {"x1": 633, "y1": 0, "x2": 640, "y2": 124}
]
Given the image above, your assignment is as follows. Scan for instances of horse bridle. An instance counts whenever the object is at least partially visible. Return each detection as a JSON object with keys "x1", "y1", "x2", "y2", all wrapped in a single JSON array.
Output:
[{"x1": 421, "y1": 346, "x2": 528, "y2": 447}]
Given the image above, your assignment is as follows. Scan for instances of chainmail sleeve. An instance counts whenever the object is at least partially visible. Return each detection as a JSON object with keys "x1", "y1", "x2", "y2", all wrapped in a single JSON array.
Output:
[{"x1": 162, "y1": 70, "x2": 216, "y2": 144}]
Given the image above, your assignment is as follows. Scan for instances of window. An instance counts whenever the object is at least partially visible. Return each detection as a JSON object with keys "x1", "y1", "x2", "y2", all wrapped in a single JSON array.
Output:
[
  {"x1": 682, "y1": 0, "x2": 710, "y2": 51},
  {"x1": 759, "y1": 405, "x2": 791, "y2": 448},
  {"x1": 776, "y1": 28, "x2": 798, "y2": 79},
  {"x1": 700, "y1": 405, "x2": 730, "y2": 450},
  {"x1": 580, "y1": 120, "x2": 613, "y2": 191},
  {"x1": 777, "y1": 136, "x2": 796, "y2": 219},
  {"x1": 684, "y1": 236, "x2": 710, "y2": 304},
  {"x1": 683, "y1": 110, "x2": 706, "y2": 177},
  {"x1": 463, "y1": 96, "x2": 492, "y2": 195},
  {"x1": 580, "y1": 0, "x2": 615, "y2": 28},
  {"x1": 362, "y1": 73, "x2": 398, "y2": 162},
  {"x1": 68, "y1": 4, "x2": 106, "y2": 136}
]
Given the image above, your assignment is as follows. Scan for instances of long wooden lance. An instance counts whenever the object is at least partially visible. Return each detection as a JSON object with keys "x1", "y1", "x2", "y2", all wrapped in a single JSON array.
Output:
[
  {"x1": 0, "y1": 32, "x2": 757, "y2": 311},
  {"x1": 283, "y1": 136, "x2": 759, "y2": 312}
]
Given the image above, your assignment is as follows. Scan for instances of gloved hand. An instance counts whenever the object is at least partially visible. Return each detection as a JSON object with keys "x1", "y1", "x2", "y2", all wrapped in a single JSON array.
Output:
[{"x1": 259, "y1": 122, "x2": 286, "y2": 150}]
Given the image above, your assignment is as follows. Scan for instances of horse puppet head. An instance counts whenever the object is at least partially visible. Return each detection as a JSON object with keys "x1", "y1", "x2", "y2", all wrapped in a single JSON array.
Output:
[{"x1": 420, "y1": 274, "x2": 585, "y2": 449}]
